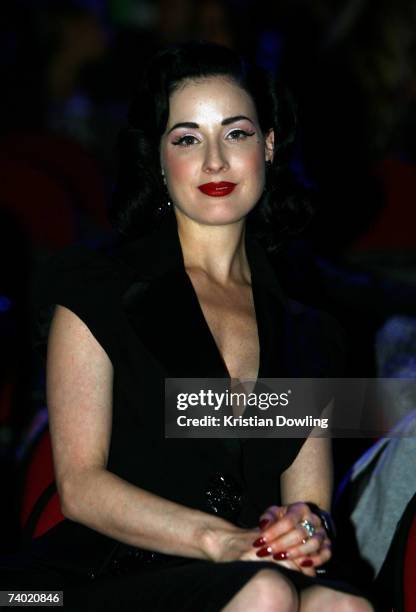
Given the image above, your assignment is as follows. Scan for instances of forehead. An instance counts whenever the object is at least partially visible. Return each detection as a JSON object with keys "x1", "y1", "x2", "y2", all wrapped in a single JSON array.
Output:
[{"x1": 167, "y1": 76, "x2": 258, "y2": 124}]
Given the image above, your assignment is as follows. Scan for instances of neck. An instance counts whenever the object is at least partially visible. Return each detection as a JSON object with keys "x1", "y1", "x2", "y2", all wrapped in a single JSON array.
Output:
[{"x1": 175, "y1": 212, "x2": 251, "y2": 286}]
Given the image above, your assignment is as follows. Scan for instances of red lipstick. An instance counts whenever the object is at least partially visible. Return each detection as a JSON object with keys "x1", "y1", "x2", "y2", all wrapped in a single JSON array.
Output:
[{"x1": 198, "y1": 181, "x2": 237, "y2": 197}]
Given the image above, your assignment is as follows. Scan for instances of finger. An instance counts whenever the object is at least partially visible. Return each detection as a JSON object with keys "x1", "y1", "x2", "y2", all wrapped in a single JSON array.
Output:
[
  {"x1": 258, "y1": 505, "x2": 286, "y2": 529},
  {"x1": 241, "y1": 547, "x2": 299, "y2": 565},
  {"x1": 282, "y1": 556, "x2": 315, "y2": 577},
  {"x1": 306, "y1": 541, "x2": 332, "y2": 567},
  {"x1": 297, "y1": 563, "x2": 317, "y2": 577},
  {"x1": 262, "y1": 503, "x2": 318, "y2": 541},
  {"x1": 260, "y1": 510, "x2": 302, "y2": 541},
  {"x1": 292, "y1": 542, "x2": 332, "y2": 576},
  {"x1": 259, "y1": 501, "x2": 310, "y2": 530},
  {"x1": 272, "y1": 523, "x2": 313, "y2": 554},
  {"x1": 299, "y1": 517, "x2": 322, "y2": 541},
  {"x1": 258, "y1": 514, "x2": 321, "y2": 555},
  {"x1": 280, "y1": 529, "x2": 327, "y2": 561},
  {"x1": 253, "y1": 528, "x2": 326, "y2": 563},
  {"x1": 292, "y1": 542, "x2": 332, "y2": 575}
]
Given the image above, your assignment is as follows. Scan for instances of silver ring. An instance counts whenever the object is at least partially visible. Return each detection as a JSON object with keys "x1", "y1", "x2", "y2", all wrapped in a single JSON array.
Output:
[{"x1": 300, "y1": 519, "x2": 316, "y2": 539}]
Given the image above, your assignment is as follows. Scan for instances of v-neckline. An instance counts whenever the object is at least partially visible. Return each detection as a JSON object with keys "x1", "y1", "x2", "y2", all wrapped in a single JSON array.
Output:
[
  {"x1": 183, "y1": 269, "x2": 263, "y2": 388},
  {"x1": 121, "y1": 213, "x2": 287, "y2": 383}
]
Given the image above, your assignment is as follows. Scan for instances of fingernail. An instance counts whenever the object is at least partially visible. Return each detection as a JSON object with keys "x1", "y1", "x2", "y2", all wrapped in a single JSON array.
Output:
[
  {"x1": 273, "y1": 552, "x2": 287, "y2": 560},
  {"x1": 301, "y1": 559, "x2": 313, "y2": 567},
  {"x1": 252, "y1": 537, "x2": 267, "y2": 548},
  {"x1": 256, "y1": 546, "x2": 273, "y2": 558},
  {"x1": 259, "y1": 519, "x2": 269, "y2": 529}
]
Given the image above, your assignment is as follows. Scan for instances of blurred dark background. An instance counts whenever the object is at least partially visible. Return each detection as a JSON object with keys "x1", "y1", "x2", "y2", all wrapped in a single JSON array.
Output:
[{"x1": 0, "y1": 0, "x2": 415, "y2": 555}]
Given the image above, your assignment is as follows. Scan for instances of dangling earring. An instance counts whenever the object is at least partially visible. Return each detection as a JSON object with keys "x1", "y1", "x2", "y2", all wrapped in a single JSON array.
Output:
[
  {"x1": 158, "y1": 168, "x2": 172, "y2": 214},
  {"x1": 157, "y1": 201, "x2": 171, "y2": 214},
  {"x1": 157, "y1": 197, "x2": 172, "y2": 215}
]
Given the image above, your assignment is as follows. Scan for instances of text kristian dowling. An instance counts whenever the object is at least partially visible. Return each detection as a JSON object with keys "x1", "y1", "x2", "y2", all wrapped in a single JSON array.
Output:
[{"x1": 177, "y1": 415, "x2": 329, "y2": 429}]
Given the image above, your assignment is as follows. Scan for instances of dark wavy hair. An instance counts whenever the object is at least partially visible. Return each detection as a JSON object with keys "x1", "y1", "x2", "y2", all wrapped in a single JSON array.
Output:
[{"x1": 111, "y1": 41, "x2": 313, "y2": 252}]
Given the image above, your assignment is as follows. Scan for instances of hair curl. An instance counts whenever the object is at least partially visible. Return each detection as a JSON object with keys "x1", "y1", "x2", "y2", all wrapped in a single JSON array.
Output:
[{"x1": 111, "y1": 40, "x2": 313, "y2": 252}]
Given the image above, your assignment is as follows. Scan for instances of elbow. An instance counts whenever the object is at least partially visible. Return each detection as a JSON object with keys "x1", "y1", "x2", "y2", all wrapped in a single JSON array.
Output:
[
  {"x1": 58, "y1": 471, "x2": 88, "y2": 521},
  {"x1": 57, "y1": 465, "x2": 105, "y2": 522},
  {"x1": 60, "y1": 499, "x2": 77, "y2": 522},
  {"x1": 58, "y1": 478, "x2": 79, "y2": 521}
]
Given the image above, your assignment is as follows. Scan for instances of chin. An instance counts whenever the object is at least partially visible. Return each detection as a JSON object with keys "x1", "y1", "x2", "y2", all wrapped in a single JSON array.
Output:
[
  {"x1": 175, "y1": 199, "x2": 255, "y2": 227},
  {"x1": 209, "y1": 212, "x2": 249, "y2": 226},
  {"x1": 195, "y1": 210, "x2": 250, "y2": 227}
]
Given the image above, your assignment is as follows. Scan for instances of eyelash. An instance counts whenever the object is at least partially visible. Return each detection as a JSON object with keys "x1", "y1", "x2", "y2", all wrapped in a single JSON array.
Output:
[
  {"x1": 172, "y1": 129, "x2": 255, "y2": 147},
  {"x1": 172, "y1": 135, "x2": 199, "y2": 147},
  {"x1": 228, "y1": 129, "x2": 256, "y2": 141}
]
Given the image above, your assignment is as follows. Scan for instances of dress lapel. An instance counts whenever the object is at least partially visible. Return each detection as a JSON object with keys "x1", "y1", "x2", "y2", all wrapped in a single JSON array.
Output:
[
  {"x1": 117, "y1": 214, "x2": 229, "y2": 378},
  {"x1": 116, "y1": 213, "x2": 292, "y2": 380},
  {"x1": 245, "y1": 237, "x2": 289, "y2": 379}
]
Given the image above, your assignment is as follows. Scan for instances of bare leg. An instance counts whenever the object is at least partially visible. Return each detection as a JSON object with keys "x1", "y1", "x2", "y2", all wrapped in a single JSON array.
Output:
[
  {"x1": 301, "y1": 585, "x2": 374, "y2": 611},
  {"x1": 222, "y1": 568, "x2": 299, "y2": 612}
]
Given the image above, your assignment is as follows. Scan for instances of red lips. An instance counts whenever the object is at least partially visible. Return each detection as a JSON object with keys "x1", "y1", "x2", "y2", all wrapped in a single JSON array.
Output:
[{"x1": 198, "y1": 181, "x2": 237, "y2": 197}]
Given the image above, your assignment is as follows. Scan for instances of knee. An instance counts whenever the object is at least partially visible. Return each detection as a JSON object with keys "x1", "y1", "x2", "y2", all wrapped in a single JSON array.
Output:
[
  {"x1": 330, "y1": 593, "x2": 374, "y2": 612},
  {"x1": 248, "y1": 569, "x2": 298, "y2": 612}
]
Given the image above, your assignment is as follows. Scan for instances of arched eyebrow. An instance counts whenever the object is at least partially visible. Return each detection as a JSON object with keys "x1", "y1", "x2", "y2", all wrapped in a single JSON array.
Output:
[{"x1": 167, "y1": 115, "x2": 255, "y2": 134}]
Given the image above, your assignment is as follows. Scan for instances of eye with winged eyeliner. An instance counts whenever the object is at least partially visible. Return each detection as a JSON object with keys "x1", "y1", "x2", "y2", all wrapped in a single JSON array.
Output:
[
  {"x1": 172, "y1": 135, "x2": 200, "y2": 147},
  {"x1": 172, "y1": 129, "x2": 255, "y2": 147},
  {"x1": 226, "y1": 129, "x2": 256, "y2": 140}
]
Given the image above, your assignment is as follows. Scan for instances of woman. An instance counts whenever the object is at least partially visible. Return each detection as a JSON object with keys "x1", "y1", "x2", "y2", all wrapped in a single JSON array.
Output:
[{"x1": 25, "y1": 42, "x2": 373, "y2": 610}]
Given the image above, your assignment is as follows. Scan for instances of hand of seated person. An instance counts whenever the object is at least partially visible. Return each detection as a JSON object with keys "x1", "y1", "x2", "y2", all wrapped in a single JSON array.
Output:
[
  {"x1": 204, "y1": 521, "x2": 324, "y2": 572},
  {"x1": 253, "y1": 502, "x2": 332, "y2": 577}
]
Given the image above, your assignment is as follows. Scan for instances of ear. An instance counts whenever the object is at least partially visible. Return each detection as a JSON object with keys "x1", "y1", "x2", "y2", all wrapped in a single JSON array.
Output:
[{"x1": 264, "y1": 129, "x2": 275, "y2": 163}]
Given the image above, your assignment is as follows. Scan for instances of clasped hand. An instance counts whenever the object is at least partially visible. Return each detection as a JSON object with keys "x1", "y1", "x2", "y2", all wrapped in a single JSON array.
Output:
[
  {"x1": 210, "y1": 502, "x2": 331, "y2": 577},
  {"x1": 253, "y1": 502, "x2": 332, "y2": 577}
]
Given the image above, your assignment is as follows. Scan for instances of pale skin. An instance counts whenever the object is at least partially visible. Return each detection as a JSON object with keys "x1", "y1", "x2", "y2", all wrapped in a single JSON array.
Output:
[{"x1": 47, "y1": 76, "x2": 372, "y2": 611}]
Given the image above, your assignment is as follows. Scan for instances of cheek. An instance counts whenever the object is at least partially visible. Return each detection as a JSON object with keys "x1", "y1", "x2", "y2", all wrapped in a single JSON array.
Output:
[
  {"x1": 164, "y1": 151, "x2": 196, "y2": 186},
  {"x1": 233, "y1": 147, "x2": 265, "y2": 180},
  {"x1": 252, "y1": 150, "x2": 266, "y2": 174}
]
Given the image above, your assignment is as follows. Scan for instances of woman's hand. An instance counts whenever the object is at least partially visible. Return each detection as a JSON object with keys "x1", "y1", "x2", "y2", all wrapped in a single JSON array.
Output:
[
  {"x1": 202, "y1": 523, "x2": 307, "y2": 572},
  {"x1": 252, "y1": 503, "x2": 332, "y2": 576}
]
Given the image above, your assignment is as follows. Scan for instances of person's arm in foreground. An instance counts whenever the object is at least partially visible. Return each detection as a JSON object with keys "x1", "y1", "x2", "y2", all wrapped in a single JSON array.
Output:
[
  {"x1": 253, "y1": 428, "x2": 334, "y2": 576},
  {"x1": 47, "y1": 306, "x2": 284, "y2": 565}
]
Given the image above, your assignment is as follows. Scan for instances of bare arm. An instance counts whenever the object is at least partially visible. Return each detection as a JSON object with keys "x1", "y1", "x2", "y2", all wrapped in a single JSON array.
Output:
[
  {"x1": 254, "y1": 419, "x2": 334, "y2": 574},
  {"x1": 280, "y1": 429, "x2": 333, "y2": 511},
  {"x1": 47, "y1": 306, "x2": 262, "y2": 562}
]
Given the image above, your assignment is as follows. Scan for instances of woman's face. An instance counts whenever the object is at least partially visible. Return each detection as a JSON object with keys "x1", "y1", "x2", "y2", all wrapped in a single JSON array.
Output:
[{"x1": 160, "y1": 76, "x2": 274, "y2": 226}]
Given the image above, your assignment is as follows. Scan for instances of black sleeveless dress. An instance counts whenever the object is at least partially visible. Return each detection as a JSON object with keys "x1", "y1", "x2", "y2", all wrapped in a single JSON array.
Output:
[{"x1": 1, "y1": 215, "x2": 369, "y2": 610}]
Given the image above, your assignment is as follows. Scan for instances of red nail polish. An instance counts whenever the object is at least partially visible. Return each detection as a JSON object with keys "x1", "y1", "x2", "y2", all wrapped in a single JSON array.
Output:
[
  {"x1": 273, "y1": 552, "x2": 287, "y2": 560},
  {"x1": 256, "y1": 546, "x2": 272, "y2": 558},
  {"x1": 301, "y1": 559, "x2": 313, "y2": 567},
  {"x1": 252, "y1": 537, "x2": 266, "y2": 548},
  {"x1": 259, "y1": 519, "x2": 269, "y2": 529}
]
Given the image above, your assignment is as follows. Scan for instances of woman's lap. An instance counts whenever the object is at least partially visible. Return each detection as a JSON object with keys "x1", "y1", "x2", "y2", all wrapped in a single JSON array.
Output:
[
  {"x1": 1, "y1": 554, "x2": 367, "y2": 612},
  {"x1": 64, "y1": 558, "x2": 365, "y2": 612}
]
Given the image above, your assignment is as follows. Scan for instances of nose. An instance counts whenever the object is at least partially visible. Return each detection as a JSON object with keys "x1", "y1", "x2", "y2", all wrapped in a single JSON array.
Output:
[{"x1": 202, "y1": 141, "x2": 229, "y2": 174}]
